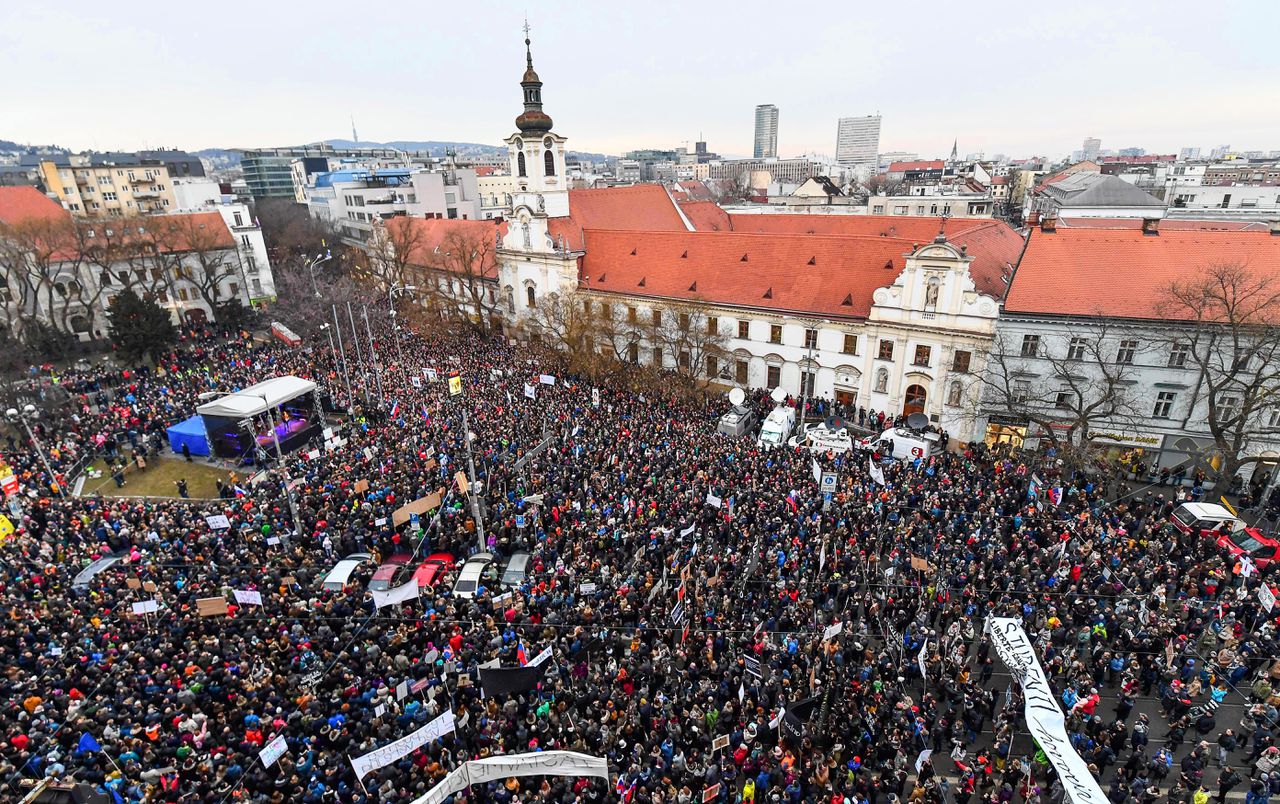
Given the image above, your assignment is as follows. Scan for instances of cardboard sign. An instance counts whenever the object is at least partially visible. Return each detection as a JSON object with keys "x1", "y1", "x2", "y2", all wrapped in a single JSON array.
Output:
[
  {"x1": 354, "y1": 479, "x2": 370, "y2": 494},
  {"x1": 712, "y1": 735, "x2": 730, "y2": 752},
  {"x1": 454, "y1": 471, "x2": 469, "y2": 494},
  {"x1": 909, "y1": 555, "x2": 930, "y2": 572},
  {"x1": 392, "y1": 490, "x2": 443, "y2": 526},
  {"x1": 196, "y1": 597, "x2": 229, "y2": 617},
  {"x1": 142, "y1": 581, "x2": 158, "y2": 593},
  {"x1": 126, "y1": 578, "x2": 142, "y2": 590}
]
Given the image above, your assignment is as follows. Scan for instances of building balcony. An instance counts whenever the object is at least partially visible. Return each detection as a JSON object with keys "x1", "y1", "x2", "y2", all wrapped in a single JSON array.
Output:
[{"x1": 132, "y1": 188, "x2": 160, "y2": 198}]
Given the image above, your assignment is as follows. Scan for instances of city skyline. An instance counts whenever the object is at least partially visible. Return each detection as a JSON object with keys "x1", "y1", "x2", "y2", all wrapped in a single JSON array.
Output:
[{"x1": 3, "y1": 0, "x2": 1279, "y2": 159}]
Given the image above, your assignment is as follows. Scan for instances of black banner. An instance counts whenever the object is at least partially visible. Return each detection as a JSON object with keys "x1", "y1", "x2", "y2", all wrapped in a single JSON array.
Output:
[{"x1": 478, "y1": 664, "x2": 546, "y2": 697}]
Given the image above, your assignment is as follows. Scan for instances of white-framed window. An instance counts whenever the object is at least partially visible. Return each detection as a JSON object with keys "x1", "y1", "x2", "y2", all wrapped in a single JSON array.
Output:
[
  {"x1": 1168, "y1": 343, "x2": 1190, "y2": 368},
  {"x1": 1067, "y1": 337, "x2": 1087, "y2": 361},
  {"x1": 1020, "y1": 334, "x2": 1040, "y2": 357},
  {"x1": 1218, "y1": 395, "x2": 1240, "y2": 422},
  {"x1": 1153, "y1": 391, "x2": 1176, "y2": 419},
  {"x1": 1116, "y1": 339, "x2": 1138, "y2": 365}
]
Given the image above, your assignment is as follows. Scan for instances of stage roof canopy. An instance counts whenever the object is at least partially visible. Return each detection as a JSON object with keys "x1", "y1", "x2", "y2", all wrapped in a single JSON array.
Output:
[{"x1": 196, "y1": 376, "x2": 317, "y2": 418}]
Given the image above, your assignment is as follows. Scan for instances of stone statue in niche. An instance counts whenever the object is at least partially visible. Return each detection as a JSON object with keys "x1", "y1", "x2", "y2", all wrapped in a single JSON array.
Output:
[
  {"x1": 522, "y1": 222, "x2": 531, "y2": 250},
  {"x1": 537, "y1": 194, "x2": 546, "y2": 213},
  {"x1": 925, "y1": 280, "x2": 940, "y2": 307}
]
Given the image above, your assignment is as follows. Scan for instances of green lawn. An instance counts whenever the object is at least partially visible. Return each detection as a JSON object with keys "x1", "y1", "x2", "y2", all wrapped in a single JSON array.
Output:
[{"x1": 80, "y1": 454, "x2": 233, "y2": 499}]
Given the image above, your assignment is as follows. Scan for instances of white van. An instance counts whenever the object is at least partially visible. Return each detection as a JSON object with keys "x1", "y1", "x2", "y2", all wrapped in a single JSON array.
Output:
[
  {"x1": 717, "y1": 406, "x2": 758, "y2": 438},
  {"x1": 861, "y1": 427, "x2": 942, "y2": 461},
  {"x1": 788, "y1": 423, "x2": 854, "y2": 455},
  {"x1": 757, "y1": 406, "x2": 797, "y2": 449},
  {"x1": 321, "y1": 553, "x2": 373, "y2": 592}
]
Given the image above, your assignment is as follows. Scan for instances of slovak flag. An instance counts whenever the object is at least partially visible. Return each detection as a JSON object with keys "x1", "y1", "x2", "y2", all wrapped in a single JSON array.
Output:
[
  {"x1": 517, "y1": 642, "x2": 528, "y2": 666},
  {"x1": 389, "y1": 399, "x2": 400, "y2": 418},
  {"x1": 233, "y1": 486, "x2": 248, "y2": 497},
  {"x1": 1048, "y1": 486, "x2": 1063, "y2": 507},
  {"x1": 421, "y1": 404, "x2": 430, "y2": 421}
]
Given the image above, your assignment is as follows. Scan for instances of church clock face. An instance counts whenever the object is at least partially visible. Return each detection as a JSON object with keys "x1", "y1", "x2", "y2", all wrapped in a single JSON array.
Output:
[
  {"x1": 514, "y1": 138, "x2": 524, "y2": 150},
  {"x1": 543, "y1": 137, "x2": 553, "y2": 149}
]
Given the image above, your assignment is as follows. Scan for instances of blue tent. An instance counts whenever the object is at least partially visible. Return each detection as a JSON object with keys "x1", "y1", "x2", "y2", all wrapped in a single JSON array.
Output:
[{"x1": 167, "y1": 415, "x2": 210, "y2": 457}]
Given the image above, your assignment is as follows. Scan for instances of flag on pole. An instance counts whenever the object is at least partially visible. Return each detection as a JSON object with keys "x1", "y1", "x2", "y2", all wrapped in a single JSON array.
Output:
[
  {"x1": 389, "y1": 399, "x2": 401, "y2": 418},
  {"x1": 517, "y1": 642, "x2": 528, "y2": 666},
  {"x1": 234, "y1": 485, "x2": 249, "y2": 497},
  {"x1": 811, "y1": 458, "x2": 821, "y2": 484},
  {"x1": 869, "y1": 459, "x2": 886, "y2": 487},
  {"x1": 77, "y1": 733, "x2": 102, "y2": 753},
  {"x1": 422, "y1": 404, "x2": 430, "y2": 421}
]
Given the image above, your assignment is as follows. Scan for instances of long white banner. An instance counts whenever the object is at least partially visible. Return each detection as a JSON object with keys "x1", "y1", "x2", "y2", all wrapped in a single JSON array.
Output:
[
  {"x1": 410, "y1": 751, "x2": 609, "y2": 804},
  {"x1": 986, "y1": 618, "x2": 1107, "y2": 804},
  {"x1": 350, "y1": 710, "x2": 455, "y2": 780},
  {"x1": 372, "y1": 579, "x2": 420, "y2": 609}
]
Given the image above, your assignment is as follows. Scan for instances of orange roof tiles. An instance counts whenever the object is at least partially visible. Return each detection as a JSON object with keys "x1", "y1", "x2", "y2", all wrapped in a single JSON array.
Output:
[
  {"x1": 0, "y1": 186, "x2": 69, "y2": 226},
  {"x1": 1004, "y1": 227, "x2": 1280, "y2": 320},
  {"x1": 546, "y1": 185, "x2": 690, "y2": 251},
  {"x1": 888, "y1": 160, "x2": 945, "y2": 172},
  {"x1": 679, "y1": 201, "x2": 732, "y2": 232},
  {"x1": 582, "y1": 229, "x2": 908, "y2": 319},
  {"x1": 719, "y1": 213, "x2": 992, "y2": 240},
  {"x1": 1058, "y1": 217, "x2": 1271, "y2": 232}
]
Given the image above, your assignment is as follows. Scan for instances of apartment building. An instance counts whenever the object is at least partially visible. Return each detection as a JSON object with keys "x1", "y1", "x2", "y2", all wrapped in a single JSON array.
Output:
[{"x1": 40, "y1": 160, "x2": 177, "y2": 216}]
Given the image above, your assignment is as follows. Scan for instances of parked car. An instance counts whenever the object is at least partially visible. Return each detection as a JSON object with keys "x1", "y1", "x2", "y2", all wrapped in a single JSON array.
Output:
[
  {"x1": 452, "y1": 552, "x2": 495, "y2": 599},
  {"x1": 411, "y1": 552, "x2": 456, "y2": 588},
  {"x1": 368, "y1": 553, "x2": 414, "y2": 591},
  {"x1": 1171, "y1": 502, "x2": 1280, "y2": 567},
  {"x1": 500, "y1": 550, "x2": 533, "y2": 587},
  {"x1": 756, "y1": 406, "x2": 796, "y2": 449},
  {"x1": 321, "y1": 553, "x2": 373, "y2": 592}
]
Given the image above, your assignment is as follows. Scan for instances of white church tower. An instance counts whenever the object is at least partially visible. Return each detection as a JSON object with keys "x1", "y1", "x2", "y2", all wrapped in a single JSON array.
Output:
[{"x1": 498, "y1": 26, "x2": 582, "y2": 325}]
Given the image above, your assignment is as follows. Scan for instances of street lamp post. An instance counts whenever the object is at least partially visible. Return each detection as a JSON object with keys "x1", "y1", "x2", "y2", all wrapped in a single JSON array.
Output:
[
  {"x1": 361, "y1": 305, "x2": 386, "y2": 406},
  {"x1": 331, "y1": 306, "x2": 354, "y2": 412},
  {"x1": 5, "y1": 405, "x2": 64, "y2": 499},
  {"x1": 198, "y1": 391, "x2": 303, "y2": 541},
  {"x1": 306, "y1": 250, "x2": 333, "y2": 298},
  {"x1": 388, "y1": 284, "x2": 418, "y2": 369}
]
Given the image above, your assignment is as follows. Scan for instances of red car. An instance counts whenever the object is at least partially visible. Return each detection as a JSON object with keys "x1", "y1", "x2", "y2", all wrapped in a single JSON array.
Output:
[
  {"x1": 368, "y1": 553, "x2": 413, "y2": 591},
  {"x1": 1171, "y1": 503, "x2": 1280, "y2": 568},
  {"x1": 412, "y1": 552, "x2": 456, "y2": 588}
]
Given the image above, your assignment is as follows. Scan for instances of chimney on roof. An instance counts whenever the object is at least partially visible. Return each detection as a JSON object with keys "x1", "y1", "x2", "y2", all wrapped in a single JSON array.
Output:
[
  {"x1": 1141, "y1": 218, "x2": 1160, "y2": 236},
  {"x1": 1270, "y1": 219, "x2": 1280, "y2": 236},
  {"x1": 1040, "y1": 215, "x2": 1057, "y2": 234},
  {"x1": 1027, "y1": 210, "x2": 1041, "y2": 226}
]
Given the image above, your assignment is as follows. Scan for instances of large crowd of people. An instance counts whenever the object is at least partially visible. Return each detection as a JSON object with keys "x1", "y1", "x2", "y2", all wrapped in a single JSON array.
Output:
[{"x1": 2, "y1": 308, "x2": 1280, "y2": 804}]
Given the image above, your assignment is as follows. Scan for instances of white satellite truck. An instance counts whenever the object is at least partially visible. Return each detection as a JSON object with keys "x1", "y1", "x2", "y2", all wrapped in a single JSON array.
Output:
[
  {"x1": 757, "y1": 387, "x2": 797, "y2": 449},
  {"x1": 860, "y1": 412, "x2": 944, "y2": 461},
  {"x1": 716, "y1": 387, "x2": 759, "y2": 438}
]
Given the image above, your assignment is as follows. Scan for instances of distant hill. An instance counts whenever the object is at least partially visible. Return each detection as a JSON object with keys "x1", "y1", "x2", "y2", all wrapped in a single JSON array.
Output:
[
  {"x1": 0, "y1": 139, "x2": 69, "y2": 154},
  {"x1": 321, "y1": 138, "x2": 613, "y2": 164}
]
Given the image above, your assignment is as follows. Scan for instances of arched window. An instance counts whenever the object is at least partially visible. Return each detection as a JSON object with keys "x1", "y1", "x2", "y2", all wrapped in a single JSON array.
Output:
[
  {"x1": 526, "y1": 285, "x2": 536, "y2": 308},
  {"x1": 517, "y1": 152, "x2": 527, "y2": 177},
  {"x1": 874, "y1": 368, "x2": 889, "y2": 393},
  {"x1": 544, "y1": 149, "x2": 555, "y2": 177}
]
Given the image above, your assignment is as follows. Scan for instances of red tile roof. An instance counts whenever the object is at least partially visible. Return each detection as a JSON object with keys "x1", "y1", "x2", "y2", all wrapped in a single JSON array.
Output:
[
  {"x1": 581, "y1": 219, "x2": 1026, "y2": 319},
  {"x1": 1058, "y1": 217, "x2": 1270, "y2": 232},
  {"x1": 582, "y1": 229, "x2": 908, "y2": 319},
  {"x1": 1004, "y1": 227, "x2": 1280, "y2": 320},
  {"x1": 387, "y1": 217, "x2": 505, "y2": 279},
  {"x1": 716, "y1": 213, "x2": 990, "y2": 240},
  {"x1": 0, "y1": 186, "x2": 68, "y2": 226},
  {"x1": 888, "y1": 160, "x2": 945, "y2": 173},
  {"x1": 678, "y1": 201, "x2": 732, "y2": 232},
  {"x1": 549, "y1": 185, "x2": 690, "y2": 251}
]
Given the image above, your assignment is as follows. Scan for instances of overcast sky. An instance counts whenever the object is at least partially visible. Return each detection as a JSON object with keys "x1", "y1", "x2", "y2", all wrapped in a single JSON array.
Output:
[{"x1": 4, "y1": 0, "x2": 1278, "y2": 160}]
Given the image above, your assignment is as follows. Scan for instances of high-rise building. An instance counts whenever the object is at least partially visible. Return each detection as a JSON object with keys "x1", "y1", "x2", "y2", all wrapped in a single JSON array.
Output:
[
  {"x1": 1179, "y1": 147, "x2": 1202, "y2": 160},
  {"x1": 1081, "y1": 137, "x2": 1102, "y2": 162},
  {"x1": 834, "y1": 115, "x2": 881, "y2": 166},
  {"x1": 753, "y1": 105, "x2": 779, "y2": 159}
]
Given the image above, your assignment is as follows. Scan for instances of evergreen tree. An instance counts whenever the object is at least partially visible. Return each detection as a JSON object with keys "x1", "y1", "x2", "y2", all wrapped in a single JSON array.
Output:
[{"x1": 107, "y1": 289, "x2": 175, "y2": 364}]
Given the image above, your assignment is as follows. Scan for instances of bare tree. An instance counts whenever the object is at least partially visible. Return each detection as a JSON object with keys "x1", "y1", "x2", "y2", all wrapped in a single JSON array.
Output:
[
  {"x1": 153, "y1": 215, "x2": 240, "y2": 316},
  {"x1": 862, "y1": 174, "x2": 905, "y2": 198},
  {"x1": 366, "y1": 218, "x2": 429, "y2": 290},
  {"x1": 978, "y1": 320, "x2": 1144, "y2": 454},
  {"x1": 437, "y1": 226, "x2": 500, "y2": 332},
  {"x1": 1161, "y1": 262, "x2": 1280, "y2": 483},
  {"x1": 652, "y1": 300, "x2": 730, "y2": 386}
]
